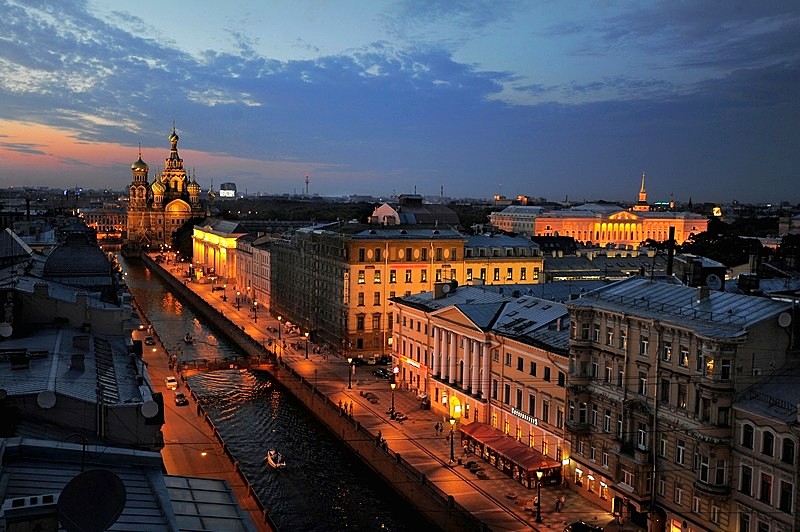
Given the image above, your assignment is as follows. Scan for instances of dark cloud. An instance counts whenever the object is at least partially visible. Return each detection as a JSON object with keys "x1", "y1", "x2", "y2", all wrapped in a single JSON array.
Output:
[{"x1": 0, "y1": 142, "x2": 46, "y2": 156}]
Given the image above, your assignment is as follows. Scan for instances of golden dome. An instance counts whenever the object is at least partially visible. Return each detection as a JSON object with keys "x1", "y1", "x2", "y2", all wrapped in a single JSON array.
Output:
[
  {"x1": 187, "y1": 179, "x2": 200, "y2": 193},
  {"x1": 151, "y1": 179, "x2": 166, "y2": 195},
  {"x1": 131, "y1": 156, "x2": 148, "y2": 171}
]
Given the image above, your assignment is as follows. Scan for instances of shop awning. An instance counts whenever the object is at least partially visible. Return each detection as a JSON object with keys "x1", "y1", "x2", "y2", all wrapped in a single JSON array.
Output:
[{"x1": 460, "y1": 422, "x2": 561, "y2": 474}]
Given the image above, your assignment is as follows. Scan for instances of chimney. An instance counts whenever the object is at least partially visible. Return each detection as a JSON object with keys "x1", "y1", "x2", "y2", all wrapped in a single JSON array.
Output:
[
  {"x1": 666, "y1": 226, "x2": 676, "y2": 276},
  {"x1": 696, "y1": 286, "x2": 710, "y2": 302}
]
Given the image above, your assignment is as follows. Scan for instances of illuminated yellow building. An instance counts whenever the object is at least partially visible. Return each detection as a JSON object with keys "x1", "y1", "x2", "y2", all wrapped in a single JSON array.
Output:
[
  {"x1": 126, "y1": 127, "x2": 204, "y2": 248},
  {"x1": 489, "y1": 176, "x2": 708, "y2": 248},
  {"x1": 191, "y1": 219, "x2": 248, "y2": 282}
]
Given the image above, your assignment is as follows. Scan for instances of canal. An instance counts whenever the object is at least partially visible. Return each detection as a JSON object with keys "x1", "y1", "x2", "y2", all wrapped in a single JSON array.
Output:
[{"x1": 122, "y1": 258, "x2": 426, "y2": 531}]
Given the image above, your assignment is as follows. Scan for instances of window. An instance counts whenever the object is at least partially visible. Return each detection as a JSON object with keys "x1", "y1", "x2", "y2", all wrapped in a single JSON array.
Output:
[
  {"x1": 558, "y1": 372, "x2": 565, "y2": 387},
  {"x1": 529, "y1": 362, "x2": 537, "y2": 376},
  {"x1": 517, "y1": 357, "x2": 523, "y2": 371},
  {"x1": 372, "y1": 292, "x2": 379, "y2": 305},
  {"x1": 692, "y1": 496, "x2": 701, "y2": 514},
  {"x1": 435, "y1": 247, "x2": 442, "y2": 261},
  {"x1": 533, "y1": 267, "x2": 540, "y2": 280},
  {"x1": 674, "y1": 483, "x2": 683, "y2": 505},
  {"x1": 782, "y1": 438, "x2": 795, "y2": 464},
  {"x1": 622, "y1": 469, "x2": 633, "y2": 487},
  {"x1": 677, "y1": 384, "x2": 687, "y2": 410},
  {"x1": 606, "y1": 328, "x2": 614, "y2": 346},
  {"x1": 374, "y1": 248, "x2": 382, "y2": 261},
  {"x1": 374, "y1": 270, "x2": 381, "y2": 283},
  {"x1": 679, "y1": 346, "x2": 689, "y2": 366},
  {"x1": 590, "y1": 446, "x2": 596, "y2": 461},
  {"x1": 372, "y1": 314, "x2": 381, "y2": 330},
  {"x1": 357, "y1": 292, "x2": 365, "y2": 306},
  {"x1": 605, "y1": 363, "x2": 612, "y2": 382},
  {"x1": 740, "y1": 464, "x2": 752, "y2": 496},
  {"x1": 721, "y1": 359, "x2": 732, "y2": 381},
  {"x1": 602, "y1": 452, "x2": 608, "y2": 468},
  {"x1": 505, "y1": 352, "x2": 512, "y2": 366},
  {"x1": 715, "y1": 459, "x2": 726, "y2": 485},
  {"x1": 405, "y1": 269, "x2": 412, "y2": 283},
  {"x1": 356, "y1": 315, "x2": 365, "y2": 330},
  {"x1": 699, "y1": 455, "x2": 709, "y2": 483},
  {"x1": 405, "y1": 247, "x2": 412, "y2": 261},
  {"x1": 390, "y1": 270, "x2": 397, "y2": 283},
  {"x1": 660, "y1": 378, "x2": 670, "y2": 402},
  {"x1": 466, "y1": 268, "x2": 472, "y2": 280},
  {"x1": 659, "y1": 435, "x2": 668, "y2": 457},
  {"x1": 421, "y1": 269, "x2": 427, "y2": 282},
  {"x1": 358, "y1": 270, "x2": 366, "y2": 284},
  {"x1": 516, "y1": 389, "x2": 523, "y2": 409},
  {"x1": 739, "y1": 514, "x2": 750, "y2": 532},
  {"x1": 675, "y1": 439, "x2": 685, "y2": 465},
  {"x1": 480, "y1": 268, "x2": 486, "y2": 280},
  {"x1": 711, "y1": 505, "x2": 720, "y2": 525},
  {"x1": 542, "y1": 400, "x2": 550, "y2": 423},
  {"x1": 617, "y1": 414, "x2": 623, "y2": 437},
  {"x1": 637, "y1": 423, "x2": 647, "y2": 449},
  {"x1": 591, "y1": 404, "x2": 598, "y2": 426},
  {"x1": 503, "y1": 384, "x2": 510, "y2": 404},
  {"x1": 358, "y1": 249, "x2": 365, "y2": 262},
  {"x1": 779, "y1": 480, "x2": 793, "y2": 513},
  {"x1": 742, "y1": 424, "x2": 754, "y2": 449},
  {"x1": 435, "y1": 269, "x2": 442, "y2": 282},
  {"x1": 421, "y1": 247, "x2": 428, "y2": 261},
  {"x1": 528, "y1": 394, "x2": 536, "y2": 416},
  {"x1": 763, "y1": 432, "x2": 775, "y2": 457},
  {"x1": 493, "y1": 268, "x2": 500, "y2": 281},
  {"x1": 638, "y1": 372, "x2": 647, "y2": 395},
  {"x1": 579, "y1": 402, "x2": 587, "y2": 423},
  {"x1": 520, "y1": 268, "x2": 526, "y2": 280},
  {"x1": 593, "y1": 324, "x2": 600, "y2": 342},
  {"x1": 543, "y1": 367, "x2": 551, "y2": 381},
  {"x1": 662, "y1": 341, "x2": 672, "y2": 362},
  {"x1": 717, "y1": 407, "x2": 729, "y2": 427},
  {"x1": 604, "y1": 409, "x2": 611, "y2": 432},
  {"x1": 556, "y1": 406, "x2": 564, "y2": 429},
  {"x1": 506, "y1": 267, "x2": 513, "y2": 280},
  {"x1": 581, "y1": 323, "x2": 590, "y2": 340},
  {"x1": 759, "y1": 472, "x2": 772, "y2": 504},
  {"x1": 491, "y1": 379, "x2": 498, "y2": 399},
  {"x1": 640, "y1": 336, "x2": 649, "y2": 356},
  {"x1": 619, "y1": 330, "x2": 627, "y2": 349}
]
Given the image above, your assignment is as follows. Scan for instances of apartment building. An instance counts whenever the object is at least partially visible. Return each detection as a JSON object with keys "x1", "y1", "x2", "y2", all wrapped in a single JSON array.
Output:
[{"x1": 565, "y1": 277, "x2": 793, "y2": 531}]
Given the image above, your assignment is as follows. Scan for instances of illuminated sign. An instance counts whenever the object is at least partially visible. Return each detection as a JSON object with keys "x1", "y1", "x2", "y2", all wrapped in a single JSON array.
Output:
[{"x1": 511, "y1": 408, "x2": 538, "y2": 425}]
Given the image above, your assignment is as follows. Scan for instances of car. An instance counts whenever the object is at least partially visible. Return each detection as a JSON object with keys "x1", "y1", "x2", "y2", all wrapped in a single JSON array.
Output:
[
  {"x1": 564, "y1": 522, "x2": 603, "y2": 532},
  {"x1": 164, "y1": 376, "x2": 178, "y2": 390},
  {"x1": 372, "y1": 368, "x2": 391, "y2": 379},
  {"x1": 174, "y1": 391, "x2": 188, "y2": 406},
  {"x1": 144, "y1": 336, "x2": 156, "y2": 345},
  {"x1": 394, "y1": 412, "x2": 408, "y2": 422},
  {"x1": 352, "y1": 357, "x2": 367, "y2": 367}
]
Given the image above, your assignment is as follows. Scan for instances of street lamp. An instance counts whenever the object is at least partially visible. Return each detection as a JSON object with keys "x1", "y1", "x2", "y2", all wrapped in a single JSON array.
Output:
[
  {"x1": 390, "y1": 376, "x2": 396, "y2": 418},
  {"x1": 253, "y1": 301, "x2": 258, "y2": 322},
  {"x1": 535, "y1": 470, "x2": 543, "y2": 523},
  {"x1": 304, "y1": 331, "x2": 309, "y2": 359},
  {"x1": 236, "y1": 291, "x2": 241, "y2": 310},
  {"x1": 347, "y1": 356, "x2": 353, "y2": 389},
  {"x1": 277, "y1": 316, "x2": 282, "y2": 340},
  {"x1": 222, "y1": 283, "x2": 227, "y2": 301},
  {"x1": 449, "y1": 416, "x2": 456, "y2": 463}
]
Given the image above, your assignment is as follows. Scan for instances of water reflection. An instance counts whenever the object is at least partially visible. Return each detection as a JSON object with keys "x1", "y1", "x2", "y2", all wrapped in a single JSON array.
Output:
[{"x1": 123, "y1": 258, "x2": 423, "y2": 531}]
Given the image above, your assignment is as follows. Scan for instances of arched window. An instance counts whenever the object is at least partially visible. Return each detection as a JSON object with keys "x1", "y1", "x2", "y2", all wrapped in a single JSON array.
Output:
[
  {"x1": 762, "y1": 431, "x2": 775, "y2": 457},
  {"x1": 742, "y1": 424, "x2": 754, "y2": 449},
  {"x1": 782, "y1": 438, "x2": 795, "y2": 465}
]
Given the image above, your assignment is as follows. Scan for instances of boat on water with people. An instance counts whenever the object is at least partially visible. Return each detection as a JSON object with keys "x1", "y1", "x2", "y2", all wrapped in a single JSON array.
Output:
[{"x1": 265, "y1": 449, "x2": 286, "y2": 470}]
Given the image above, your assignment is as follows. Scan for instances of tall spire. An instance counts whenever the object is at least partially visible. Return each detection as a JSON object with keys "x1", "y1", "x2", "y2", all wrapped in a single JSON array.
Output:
[{"x1": 638, "y1": 171, "x2": 647, "y2": 203}]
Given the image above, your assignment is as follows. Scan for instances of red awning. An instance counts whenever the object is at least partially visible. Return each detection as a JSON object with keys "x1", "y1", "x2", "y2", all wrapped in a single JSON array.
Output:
[{"x1": 460, "y1": 422, "x2": 561, "y2": 474}]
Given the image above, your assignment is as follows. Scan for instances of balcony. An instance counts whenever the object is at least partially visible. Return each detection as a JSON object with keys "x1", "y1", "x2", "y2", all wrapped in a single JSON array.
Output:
[
  {"x1": 565, "y1": 419, "x2": 591, "y2": 435},
  {"x1": 693, "y1": 480, "x2": 731, "y2": 497}
]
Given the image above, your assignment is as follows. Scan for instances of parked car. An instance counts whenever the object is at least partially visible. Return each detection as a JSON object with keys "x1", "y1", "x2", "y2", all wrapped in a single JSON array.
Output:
[
  {"x1": 372, "y1": 368, "x2": 391, "y2": 379},
  {"x1": 394, "y1": 412, "x2": 408, "y2": 422},
  {"x1": 564, "y1": 522, "x2": 603, "y2": 532},
  {"x1": 352, "y1": 357, "x2": 367, "y2": 367},
  {"x1": 165, "y1": 376, "x2": 179, "y2": 390},
  {"x1": 174, "y1": 391, "x2": 188, "y2": 406},
  {"x1": 144, "y1": 335, "x2": 156, "y2": 345}
]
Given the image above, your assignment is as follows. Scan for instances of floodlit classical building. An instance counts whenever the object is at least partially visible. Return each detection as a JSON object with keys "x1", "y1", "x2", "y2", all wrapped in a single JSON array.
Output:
[
  {"x1": 489, "y1": 176, "x2": 708, "y2": 248},
  {"x1": 564, "y1": 277, "x2": 794, "y2": 532},
  {"x1": 126, "y1": 128, "x2": 204, "y2": 248},
  {"x1": 269, "y1": 221, "x2": 544, "y2": 359},
  {"x1": 391, "y1": 284, "x2": 571, "y2": 488}
]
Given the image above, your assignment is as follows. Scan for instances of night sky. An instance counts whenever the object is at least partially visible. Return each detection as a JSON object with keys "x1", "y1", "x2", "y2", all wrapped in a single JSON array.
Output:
[{"x1": 0, "y1": 1, "x2": 798, "y2": 204}]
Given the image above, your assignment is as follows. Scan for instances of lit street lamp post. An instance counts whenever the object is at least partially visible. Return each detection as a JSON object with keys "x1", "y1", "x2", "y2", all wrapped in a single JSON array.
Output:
[
  {"x1": 222, "y1": 283, "x2": 227, "y2": 301},
  {"x1": 390, "y1": 376, "x2": 396, "y2": 419},
  {"x1": 449, "y1": 416, "x2": 456, "y2": 463},
  {"x1": 236, "y1": 291, "x2": 241, "y2": 310},
  {"x1": 347, "y1": 357, "x2": 353, "y2": 389},
  {"x1": 253, "y1": 301, "x2": 258, "y2": 322},
  {"x1": 304, "y1": 331, "x2": 309, "y2": 359},
  {"x1": 277, "y1": 316, "x2": 282, "y2": 340},
  {"x1": 535, "y1": 470, "x2": 543, "y2": 523}
]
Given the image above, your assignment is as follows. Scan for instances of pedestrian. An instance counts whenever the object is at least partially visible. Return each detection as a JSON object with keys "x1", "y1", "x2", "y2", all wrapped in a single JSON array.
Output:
[
  {"x1": 434, "y1": 422, "x2": 439, "y2": 435},
  {"x1": 338, "y1": 399, "x2": 343, "y2": 410},
  {"x1": 555, "y1": 496, "x2": 561, "y2": 512},
  {"x1": 560, "y1": 495, "x2": 566, "y2": 510},
  {"x1": 349, "y1": 402, "x2": 353, "y2": 416}
]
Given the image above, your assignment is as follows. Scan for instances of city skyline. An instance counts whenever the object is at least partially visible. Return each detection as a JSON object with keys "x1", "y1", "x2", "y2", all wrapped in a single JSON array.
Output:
[{"x1": 0, "y1": 1, "x2": 798, "y2": 204}]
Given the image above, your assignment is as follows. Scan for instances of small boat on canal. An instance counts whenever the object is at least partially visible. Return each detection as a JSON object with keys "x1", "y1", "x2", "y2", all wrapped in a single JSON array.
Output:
[{"x1": 265, "y1": 449, "x2": 286, "y2": 470}]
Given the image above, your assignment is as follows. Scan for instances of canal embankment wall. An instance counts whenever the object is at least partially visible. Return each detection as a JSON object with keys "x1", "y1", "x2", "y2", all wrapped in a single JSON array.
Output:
[{"x1": 139, "y1": 254, "x2": 485, "y2": 532}]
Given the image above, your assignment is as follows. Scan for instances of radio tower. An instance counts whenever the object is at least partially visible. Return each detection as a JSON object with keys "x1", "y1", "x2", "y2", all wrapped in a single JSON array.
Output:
[{"x1": 305, "y1": 174, "x2": 310, "y2": 196}]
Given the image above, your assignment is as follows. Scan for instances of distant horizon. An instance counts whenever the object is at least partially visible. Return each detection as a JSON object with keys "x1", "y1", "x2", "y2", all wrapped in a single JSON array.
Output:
[{"x1": 1, "y1": 2, "x2": 798, "y2": 204}]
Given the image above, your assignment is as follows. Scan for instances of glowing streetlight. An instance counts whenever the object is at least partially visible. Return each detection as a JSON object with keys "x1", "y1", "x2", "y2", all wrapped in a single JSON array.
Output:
[
  {"x1": 304, "y1": 331, "x2": 309, "y2": 359},
  {"x1": 236, "y1": 291, "x2": 241, "y2": 310},
  {"x1": 535, "y1": 470, "x2": 543, "y2": 523},
  {"x1": 449, "y1": 416, "x2": 456, "y2": 463},
  {"x1": 347, "y1": 356, "x2": 353, "y2": 389}
]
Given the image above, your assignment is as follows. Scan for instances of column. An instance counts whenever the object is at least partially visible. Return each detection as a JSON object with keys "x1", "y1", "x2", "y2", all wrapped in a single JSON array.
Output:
[
  {"x1": 448, "y1": 332, "x2": 457, "y2": 385},
  {"x1": 431, "y1": 327, "x2": 439, "y2": 376},
  {"x1": 481, "y1": 343, "x2": 490, "y2": 398},
  {"x1": 462, "y1": 338, "x2": 472, "y2": 392},
  {"x1": 470, "y1": 340, "x2": 480, "y2": 395}
]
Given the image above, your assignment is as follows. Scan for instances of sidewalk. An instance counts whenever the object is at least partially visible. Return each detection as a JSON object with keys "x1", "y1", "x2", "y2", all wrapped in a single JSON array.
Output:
[{"x1": 161, "y1": 257, "x2": 623, "y2": 531}]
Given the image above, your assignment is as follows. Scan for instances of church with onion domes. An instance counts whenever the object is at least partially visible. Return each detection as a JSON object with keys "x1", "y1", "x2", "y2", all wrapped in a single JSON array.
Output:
[{"x1": 126, "y1": 127, "x2": 205, "y2": 248}]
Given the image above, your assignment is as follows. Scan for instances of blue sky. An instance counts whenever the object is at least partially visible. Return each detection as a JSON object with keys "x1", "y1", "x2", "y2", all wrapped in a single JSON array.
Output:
[{"x1": 0, "y1": 0, "x2": 798, "y2": 204}]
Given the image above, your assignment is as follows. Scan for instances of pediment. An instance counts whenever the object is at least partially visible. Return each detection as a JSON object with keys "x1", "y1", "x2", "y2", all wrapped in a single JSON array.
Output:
[
  {"x1": 165, "y1": 199, "x2": 191, "y2": 213},
  {"x1": 608, "y1": 211, "x2": 639, "y2": 221},
  {"x1": 431, "y1": 305, "x2": 491, "y2": 334}
]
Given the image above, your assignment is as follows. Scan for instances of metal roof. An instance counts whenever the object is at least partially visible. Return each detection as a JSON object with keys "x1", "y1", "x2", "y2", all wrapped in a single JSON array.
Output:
[
  {"x1": 735, "y1": 365, "x2": 800, "y2": 424},
  {"x1": 569, "y1": 277, "x2": 791, "y2": 338}
]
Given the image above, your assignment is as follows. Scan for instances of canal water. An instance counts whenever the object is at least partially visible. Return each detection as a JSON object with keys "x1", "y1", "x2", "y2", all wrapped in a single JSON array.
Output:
[{"x1": 123, "y1": 259, "x2": 426, "y2": 531}]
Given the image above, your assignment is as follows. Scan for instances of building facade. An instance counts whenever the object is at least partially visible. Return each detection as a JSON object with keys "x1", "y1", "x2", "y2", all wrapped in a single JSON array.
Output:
[
  {"x1": 565, "y1": 277, "x2": 793, "y2": 532},
  {"x1": 126, "y1": 128, "x2": 204, "y2": 248}
]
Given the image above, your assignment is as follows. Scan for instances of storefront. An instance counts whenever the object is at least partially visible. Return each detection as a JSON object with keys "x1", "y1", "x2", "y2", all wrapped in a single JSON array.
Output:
[{"x1": 460, "y1": 422, "x2": 561, "y2": 489}]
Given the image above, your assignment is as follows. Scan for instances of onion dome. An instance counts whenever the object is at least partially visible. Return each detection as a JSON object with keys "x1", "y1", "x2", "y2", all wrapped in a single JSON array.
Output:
[
  {"x1": 187, "y1": 174, "x2": 200, "y2": 194},
  {"x1": 131, "y1": 155, "x2": 148, "y2": 171},
  {"x1": 169, "y1": 127, "x2": 179, "y2": 143},
  {"x1": 151, "y1": 178, "x2": 165, "y2": 195}
]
